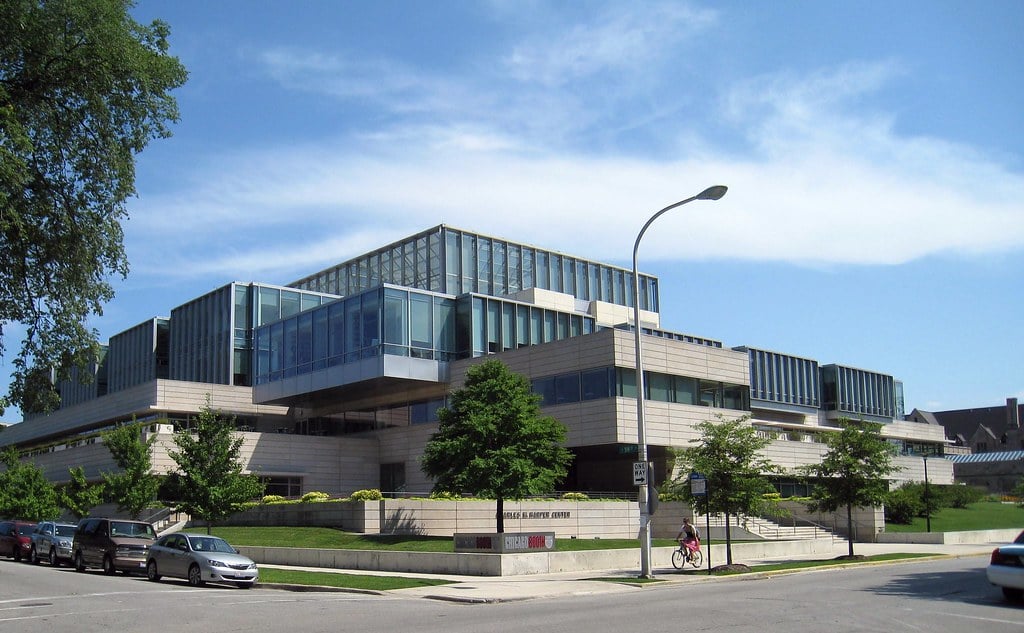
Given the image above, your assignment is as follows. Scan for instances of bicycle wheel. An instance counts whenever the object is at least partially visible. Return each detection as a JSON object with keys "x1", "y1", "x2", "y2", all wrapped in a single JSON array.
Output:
[
  {"x1": 689, "y1": 549, "x2": 703, "y2": 568},
  {"x1": 671, "y1": 548, "x2": 685, "y2": 569}
]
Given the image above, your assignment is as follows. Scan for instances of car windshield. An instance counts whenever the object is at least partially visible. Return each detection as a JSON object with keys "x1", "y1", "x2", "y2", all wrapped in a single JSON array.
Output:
[
  {"x1": 55, "y1": 525, "x2": 76, "y2": 537},
  {"x1": 17, "y1": 525, "x2": 35, "y2": 536},
  {"x1": 1014, "y1": 531, "x2": 1024, "y2": 545},
  {"x1": 110, "y1": 521, "x2": 155, "y2": 539},
  {"x1": 187, "y1": 536, "x2": 236, "y2": 554}
]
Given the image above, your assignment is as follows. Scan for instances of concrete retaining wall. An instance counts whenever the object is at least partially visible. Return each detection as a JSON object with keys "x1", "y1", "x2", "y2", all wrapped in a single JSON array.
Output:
[
  {"x1": 875, "y1": 528, "x2": 1020, "y2": 545},
  {"x1": 238, "y1": 537, "x2": 838, "y2": 577}
]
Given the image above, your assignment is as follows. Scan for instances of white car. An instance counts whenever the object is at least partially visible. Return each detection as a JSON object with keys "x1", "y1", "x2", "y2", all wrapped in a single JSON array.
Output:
[
  {"x1": 986, "y1": 530, "x2": 1024, "y2": 601},
  {"x1": 146, "y1": 533, "x2": 258, "y2": 588}
]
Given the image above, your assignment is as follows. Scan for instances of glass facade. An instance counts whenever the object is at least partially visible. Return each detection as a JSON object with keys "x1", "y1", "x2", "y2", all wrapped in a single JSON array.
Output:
[
  {"x1": 456, "y1": 294, "x2": 596, "y2": 357},
  {"x1": 254, "y1": 286, "x2": 457, "y2": 385},
  {"x1": 739, "y1": 347, "x2": 820, "y2": 408},
  {"x1": 821, "y1": 364, "x2": 898, "y2": 419},
  {"x1": 289, "y1": 225, "x2": 660, "y2": 311}
]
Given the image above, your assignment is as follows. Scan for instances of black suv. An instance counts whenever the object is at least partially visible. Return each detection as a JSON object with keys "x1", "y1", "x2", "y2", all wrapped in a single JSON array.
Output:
[{"x1": 72, "y1": 518, "x2": 157, "y2": 575}]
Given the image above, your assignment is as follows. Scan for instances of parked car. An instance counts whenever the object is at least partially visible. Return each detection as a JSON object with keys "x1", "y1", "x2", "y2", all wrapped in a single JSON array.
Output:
[
  {"x1": 0, "y1": 520, "x2": 37, "y2": 561},
  {"x1": 30, "y1": 521, "x2": 77, "y2": 566},
  {"x1": 987, "y1": 529, "x2": 1024, "y2": 600},
  {"x1": 146, "y1": 533, "x2": 258, "y2": 588},
  {"x1": 72, "y1": 518, "x2": 156, "y2": 575}
]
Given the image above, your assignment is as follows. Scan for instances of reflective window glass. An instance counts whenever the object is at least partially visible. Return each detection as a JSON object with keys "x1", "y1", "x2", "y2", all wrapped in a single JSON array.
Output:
[
  {"x1": 411, "y1": 293, "x2": 432, "y2": 349},
  {"x1": 383, "y1": 289, "x2": 408, "y2": 345},
  {"x1": 555, "y1": 373, "x2": 580, "y2": 404}
]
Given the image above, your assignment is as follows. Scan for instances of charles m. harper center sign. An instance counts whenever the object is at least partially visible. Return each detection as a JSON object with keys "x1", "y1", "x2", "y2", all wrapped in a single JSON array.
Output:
[{"x1": 454, "y1": 532, "x2": 557, "y2": 553}]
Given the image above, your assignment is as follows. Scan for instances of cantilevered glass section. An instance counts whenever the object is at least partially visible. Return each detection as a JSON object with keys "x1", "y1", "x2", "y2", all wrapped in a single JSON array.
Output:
[
  {"x1": 254, "y1": 285, "x2": 457, "y2": 385},
  {"x1": 288, "y1": 225, "x2": 661, "y2": 311}
]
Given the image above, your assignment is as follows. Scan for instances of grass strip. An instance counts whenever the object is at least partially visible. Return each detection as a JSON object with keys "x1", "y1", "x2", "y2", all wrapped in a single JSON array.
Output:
[
  {"x1": 258, "y1": 567, "x2": 454, "y2": 590},
  {"x1": 882, "y1": 501, "x2": 1024, "y2": 533}
]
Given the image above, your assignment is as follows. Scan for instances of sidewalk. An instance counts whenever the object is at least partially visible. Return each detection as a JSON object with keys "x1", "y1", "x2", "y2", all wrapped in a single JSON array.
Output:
[{"x1": 261, "y1": 540, "x2": 998, "y2": 603}]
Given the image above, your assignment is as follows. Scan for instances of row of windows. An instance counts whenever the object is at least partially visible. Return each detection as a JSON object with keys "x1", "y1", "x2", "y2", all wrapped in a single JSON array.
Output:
[
  {"x1": 745, "y1": 348, "x2": 820, "y2": 407},
  {"x1": 530, "y1": 366, "x2": 750, "y2": 410},
  {"x1": 289, "y1": 226, "x2": 660, "y2": 312},
  {"x1": 822, "y1": 365, "x2": 898, "y2": 418},
  {"x1": 459, "y1": 295, "x2": 596, "y2": 356}
]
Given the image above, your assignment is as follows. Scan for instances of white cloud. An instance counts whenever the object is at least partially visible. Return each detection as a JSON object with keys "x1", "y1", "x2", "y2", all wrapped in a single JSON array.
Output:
[{"x1": 504, "y1": 3, "x2": 717, "y2": 86}]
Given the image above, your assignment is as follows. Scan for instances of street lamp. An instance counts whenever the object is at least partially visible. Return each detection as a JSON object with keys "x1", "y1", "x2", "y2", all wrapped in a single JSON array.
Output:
[{"x1": 633, "y1": 185, "x2": 728, "y2": 578}]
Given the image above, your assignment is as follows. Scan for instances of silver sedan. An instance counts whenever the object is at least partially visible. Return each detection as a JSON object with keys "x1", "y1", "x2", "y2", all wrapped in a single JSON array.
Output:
[{"x1": 146, "y1": 533, "x2": 258, "y2": 588}]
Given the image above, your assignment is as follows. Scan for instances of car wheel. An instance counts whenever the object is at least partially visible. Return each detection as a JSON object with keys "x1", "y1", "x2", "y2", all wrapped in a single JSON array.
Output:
[
  {"x1": 13, "y1": 547, "x2": 22, "y2": 562},
  {"x1": 49, "y1": 547, "x2": 59, "y2": 567},
  {"x1": 187, "y1": 564, "x2": 205, "y2": 587},
  {"x1": 29, "y1": 546, "x2": 38, "y2": 564},
  {"x1": 74, "y1": 551, "x2": 86, "y2": 572},
  {"x1": 1002, "y1": 586, "x2": 1023, "y2": 601},
  {"x1": 102, "y1": 555, "x2": 116, "y2": 575},
  {"x1": 146, "y1": 560, "x2": 161, "y2": 582}
]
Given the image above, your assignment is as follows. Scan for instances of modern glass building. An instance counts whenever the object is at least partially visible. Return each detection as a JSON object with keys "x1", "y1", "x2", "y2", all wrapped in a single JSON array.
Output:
[{"x1": 1, "y1": 225, "x2": 950, "y2": 497}]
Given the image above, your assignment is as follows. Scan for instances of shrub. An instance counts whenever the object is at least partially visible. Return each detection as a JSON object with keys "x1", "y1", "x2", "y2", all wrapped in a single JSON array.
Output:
[
  {"x1": 261, "y1": 494, "x2": 287, "y2": 504},
  {"x1": 943, "y1": 484, "x2": 985, "y2": 509},
  {"x1": 561, "y1": 492, "x2": 589, "y2": 501},
  {"x1": 885, "y1": 487, "x2": 924, "y2": 524},
  {"x1": 428, "y1": 491, "x2": 462, "y2": 500},
  {"x1": 301, "y1": 491, "x2": 331, "y2": 503},
  {"x1": 349, "y1": 489, "x2": 383, "y2": 501}
]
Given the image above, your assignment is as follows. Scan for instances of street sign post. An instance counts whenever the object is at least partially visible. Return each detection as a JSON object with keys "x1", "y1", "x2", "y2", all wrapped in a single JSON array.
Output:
[{"x1": 633, "y1": 461, "x2": 648, "y2": 486}]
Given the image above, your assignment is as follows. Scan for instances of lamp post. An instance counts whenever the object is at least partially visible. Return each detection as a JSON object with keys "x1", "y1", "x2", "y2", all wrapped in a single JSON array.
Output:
[
  {"x1": 923, "y1": 454, "x2": 931, "y2": 533},
  {"x1": 633, "y1": 185, "x2": 727, "y2": 578}
]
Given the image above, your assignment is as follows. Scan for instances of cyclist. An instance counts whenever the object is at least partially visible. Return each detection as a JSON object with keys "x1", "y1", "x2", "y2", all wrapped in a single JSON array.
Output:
[{"x1": 676, "y1": 517, "x2": 701, "y2": 562}]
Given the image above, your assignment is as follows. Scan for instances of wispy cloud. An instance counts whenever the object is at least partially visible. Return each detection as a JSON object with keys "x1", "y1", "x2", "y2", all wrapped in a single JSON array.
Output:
[{"x1": 503, "y1": 2, "x2": 717, "y2": 86}]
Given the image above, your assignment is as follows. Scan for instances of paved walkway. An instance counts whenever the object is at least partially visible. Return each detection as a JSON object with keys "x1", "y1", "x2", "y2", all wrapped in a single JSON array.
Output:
[{"x1": 261, "y1": 541, "x2": 998, "y2": 603}]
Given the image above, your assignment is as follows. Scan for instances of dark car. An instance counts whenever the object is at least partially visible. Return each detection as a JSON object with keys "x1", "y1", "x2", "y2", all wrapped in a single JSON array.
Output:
[
  {"x1": 146, "y1": 533, "x2": 258, "y2": 588},
  {"x1": 0, "y1": 520, "x2": 38, "y2": 562},
  {"x1": 30, "y1": 521, "x2": 77, "y2": 566},
  {"x1": 72, "y1": 518, "x2": 156, "y2": 575}
]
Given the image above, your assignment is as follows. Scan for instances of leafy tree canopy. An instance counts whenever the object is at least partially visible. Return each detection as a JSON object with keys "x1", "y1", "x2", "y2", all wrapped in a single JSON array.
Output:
[
  {"x1": 168, "y1": 403, "x2": 263, "y2": 532},
  {"x1": 101, "y1": 421, "x2": 160, "y2": 519},
  {"x1": 59, "y1": 465, "x2": 104, "y2": 520},
  {"x1": 0, "y1": 0, "x2": 187, "y2": 414},
  {"x1": 800, "y1": 418, "x2": 897, "y2": 556},
  {"x1": 669, "y1": 415, "x2": 779, "y2": 563},
  {"x1": 0, "y1": 446, "x2": 60, "y2": 520},
  {"x1": 421, "y1": 359, "x2": 572, "y2": 532}
]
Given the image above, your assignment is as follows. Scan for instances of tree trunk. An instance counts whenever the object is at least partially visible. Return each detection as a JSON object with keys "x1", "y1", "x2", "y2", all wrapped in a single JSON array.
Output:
[
  {"x1": 496, "y1": 497, "x2": 504, "y2": 533},
  {"x1": 846, "y1": 503, "x2": 855, "y2": 557},
  {"x1": 725, "y1": 510, "x2": 733, "y2": 565}
]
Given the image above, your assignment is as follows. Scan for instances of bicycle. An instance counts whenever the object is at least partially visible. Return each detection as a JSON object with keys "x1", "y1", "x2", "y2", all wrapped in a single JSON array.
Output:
[{"x1": 671, "y1": 540, "x2": 703, "y2": 569}]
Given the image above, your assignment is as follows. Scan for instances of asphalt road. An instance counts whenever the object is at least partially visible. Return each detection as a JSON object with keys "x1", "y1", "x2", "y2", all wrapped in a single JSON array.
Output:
[{"x1": 1, "y1": 555, "x2": 1021, "y2": 633}]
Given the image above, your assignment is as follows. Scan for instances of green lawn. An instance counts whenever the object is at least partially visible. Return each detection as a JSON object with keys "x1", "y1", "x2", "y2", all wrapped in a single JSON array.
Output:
[
  {"x1": 209, "y1": 526, "x2": 688, "y2": 551},
  {"x1": 258, "y1": 567, "x2": 453, "y2": 590},
  {"x1": 884, "y1": 501, "x2": 1024, "y2": 533}
]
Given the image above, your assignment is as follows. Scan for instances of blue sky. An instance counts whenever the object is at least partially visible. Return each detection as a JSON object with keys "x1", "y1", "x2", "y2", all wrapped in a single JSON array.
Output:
[{"x1": 3, "y1": 0, "x2": 1022, "y2": 421}]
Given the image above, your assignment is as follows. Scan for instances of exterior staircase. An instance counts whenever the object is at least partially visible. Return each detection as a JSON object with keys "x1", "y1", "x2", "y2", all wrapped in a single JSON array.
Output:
[{"x1": 698, "y1": 513, "x2": 834, "y2": 541}]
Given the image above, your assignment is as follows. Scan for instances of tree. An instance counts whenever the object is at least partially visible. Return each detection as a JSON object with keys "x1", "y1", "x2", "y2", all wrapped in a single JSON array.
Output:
[
  {"x1": 421, "y1": 359, "x2": 573, "y2": 533},
  {"x1": 101, "y1": 421, "x2": 160, "y2": 519},
  {"x1": 59, "y1": 466, "x2": 104, "y2": 520},
  {"x1": 669, "y1": 415, "x2": 779, "y2": 564},
  {"x1": 168, "y1": 403, "x2": 263, "y2": 533},
  {"x1": 0, "y1": 0, "x2": 188, "y2": 415},
  {"x1": 0, "y1": 446, "x2": 61, "y2": 520},
  {"x1": 800, "y1": 419, "x2": 897, "y2": 557}
]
